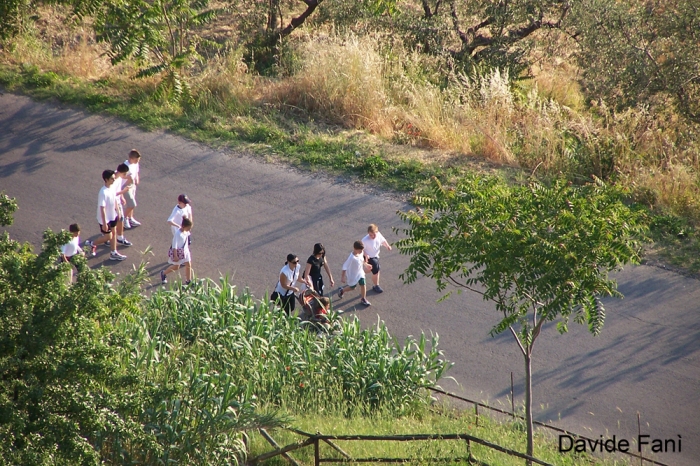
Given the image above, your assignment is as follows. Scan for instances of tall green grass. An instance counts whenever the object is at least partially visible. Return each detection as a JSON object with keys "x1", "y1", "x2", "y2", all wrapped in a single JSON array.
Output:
[
  {"x1": 93, "y1": 278, "x2": 451, "y2": 464},
  {"x1": 135, "y1": 278, "x2": 451, "y2": 415},
  {"x1": 248, "y1": 407, "x2": 630, "y2": 465}
]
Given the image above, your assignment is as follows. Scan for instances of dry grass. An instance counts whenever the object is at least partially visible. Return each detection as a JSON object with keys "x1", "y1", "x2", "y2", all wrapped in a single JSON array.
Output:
[
  {"x1": 266, "y1": 34, "x2": 394, "y2": 136},
  {"x1": 4, "y1": 6, "x2": 700, "y2": 223}
]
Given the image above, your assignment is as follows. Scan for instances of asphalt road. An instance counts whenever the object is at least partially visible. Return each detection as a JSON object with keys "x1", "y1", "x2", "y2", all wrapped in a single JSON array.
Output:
[{"x1": 1, "y1": 92, "x2": 698, "y2": 465}]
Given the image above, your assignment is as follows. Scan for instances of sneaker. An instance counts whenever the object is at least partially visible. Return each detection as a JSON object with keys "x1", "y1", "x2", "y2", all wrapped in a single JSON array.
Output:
[
  {"x1": 160, "y1": 271, "x2": 167, "y2": 284},
  {"x1": 117, "y1": 237, "x2": 132, "y2": 246},
  {"x1": 105, "y1": 240, "x2": 110, "y2": 246},
  {"x1": 336, "y1": 287, "x2": 344, "y2": 299},
  {"x1": 360, "y1": 298, "x2": 372, "y2": 307},
  {"x1": 373, "y1": 285, "x2": 384, "y2": 293},
  {"x1": 109, "y1": 251, "x2": 127, "y2": 261},
  {"x1": 123, "y1": 218, "x2": 132, "y2": 230},
  {"x1": 128, "y1": 218, "x2": 141, "y2": 227},
  {"x1": 84, "y1": 240, "x2": 97, "y2": 257},
  {"x1": 184, "y1": 280, "x2": 191, "y2": 286}
]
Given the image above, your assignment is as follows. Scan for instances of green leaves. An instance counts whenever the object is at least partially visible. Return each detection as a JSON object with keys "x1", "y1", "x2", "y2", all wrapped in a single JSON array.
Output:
[
  {"x1": 90, "y1": 0, "x2": 223, "y2": 103},
  {"x1": 397, "y1": 175, "x2": 648, "y2": 346},
  {"x1": 0, "y1": 203, "x2": 136, "y2": 465},
  {"x1": 0, "y1": 193, "x2": 17, "y2": 227},
  {"x1": 572, "y1": 0, "x2": 700, "y2": 122}
]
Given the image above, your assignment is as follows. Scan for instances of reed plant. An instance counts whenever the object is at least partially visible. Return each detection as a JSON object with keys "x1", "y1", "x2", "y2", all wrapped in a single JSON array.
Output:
[
  {"x1": 98, "y1": 277, "x2": 450, "y2": 463},
  {"x1": 135, "y1": 278, "x2": 451, "y2": 415}
]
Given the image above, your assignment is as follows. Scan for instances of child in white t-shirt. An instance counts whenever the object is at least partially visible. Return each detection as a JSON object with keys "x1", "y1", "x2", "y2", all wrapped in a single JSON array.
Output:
[
  {"x1": 123, "y1": 149, "x2": 141, "y2": 227},
  {"x1": 362, "y1": 223, "x2": 392, "y2": 293},
  {"x1": 113, "y1": 163, "x2": 133, "y2": 245},
  {"x1": 336, "y1": 240, "x2": 372, "y2": 307},
  {"x1": 60, "y1": 223, "x2": 84, "y2": 281},
  {"x1": 160, "y1": 217, "x2": 193, "y2": 285},
  {"x1": 167, "y1": 194, "x2": 193, "y2": 236}
]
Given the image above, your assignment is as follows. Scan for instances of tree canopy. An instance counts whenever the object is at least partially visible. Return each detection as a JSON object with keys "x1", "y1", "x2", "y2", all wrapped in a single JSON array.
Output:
[{"x1": 396, "y1": 175, "x2": 647, "y2": 458}]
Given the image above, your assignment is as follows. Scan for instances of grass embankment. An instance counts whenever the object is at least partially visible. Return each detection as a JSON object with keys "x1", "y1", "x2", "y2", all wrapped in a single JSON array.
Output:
[
  {"x1": 2, "y1": 6, "x2": 699, "y2": 276},
  {"x1": 248, "y1": 409, "x2": 630, "y2": 465},
  {"x1": 141, "y1": 279, "x2": 623, "y2": 465}
]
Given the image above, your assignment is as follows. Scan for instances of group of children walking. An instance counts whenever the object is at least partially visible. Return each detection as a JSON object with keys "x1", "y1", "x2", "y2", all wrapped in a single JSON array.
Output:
[
  {"x1": 60, "y1": 150, "x2": 142, "y2": 270},
  {"x1": 273, "y1": 223, "x2": 392, "y2": 314},
  {"x1": 60, "y1": 149, "x2": 392, "y2": 312},
  {"x1": 60, "y1": 149, "x2": 196, "y2": 287}
]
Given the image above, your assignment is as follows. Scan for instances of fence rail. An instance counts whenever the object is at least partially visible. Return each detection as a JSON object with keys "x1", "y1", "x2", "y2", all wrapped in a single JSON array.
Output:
[
  {"x1": 247, "y1": 387, "x2": 671, "y2": 465},
  {"x1": 428, "y1": 386, "x2": 670, "y2": 466},
  {"x1": 248, "y1": 427, "x2": 553, "y2": 465}
]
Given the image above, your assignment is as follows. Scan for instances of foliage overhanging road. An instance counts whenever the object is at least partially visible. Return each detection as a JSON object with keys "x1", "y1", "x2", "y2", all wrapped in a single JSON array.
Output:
[{"x1": 1, "y1": 93, "x2": 698, "y2": 465}]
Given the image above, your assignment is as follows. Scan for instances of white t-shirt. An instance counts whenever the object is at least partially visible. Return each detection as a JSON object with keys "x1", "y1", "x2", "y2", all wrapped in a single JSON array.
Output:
[
  {"x1": 96, "y1": 185, "x2": 118, "y2": 224},
  {"x1": 61, "y1": 236, "x2": 82, "y2": 257},
  {"x1": 125, "y1": 160, "x2": 140, "y2": 183},
  {"x1": 342, "y1": 252, "x2": 366, "y2": 286},
  {"x1": 274, "y1": 263, "x2": 301, "y2": 296},
  {"x1": 171, "y1": 229, "x2": 190, "y2": 250},
  {"x1": 168, "y1": 204, "x2": 193, "y2": 234},
  {"x1": 169, "y1": 229, "x2": 191, "y2": 264},
  {"x1": 362, "y1": 231, "x2": 387, "y2": 258},
  {"x1": 115, "y1": 172, "x2": 132, "y2": 192}
]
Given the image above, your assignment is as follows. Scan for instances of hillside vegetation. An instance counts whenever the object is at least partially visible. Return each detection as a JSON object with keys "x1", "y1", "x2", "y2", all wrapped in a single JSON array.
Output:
[
  {"x1": 2, "y1": 2, "x2": 699, "y2": 275},
  {"x1": 0, "y1": 195, "x2": 631, "y2": 465},
  {"x1": 3, "y1": 2, "x2": 699, "y2": 274}
]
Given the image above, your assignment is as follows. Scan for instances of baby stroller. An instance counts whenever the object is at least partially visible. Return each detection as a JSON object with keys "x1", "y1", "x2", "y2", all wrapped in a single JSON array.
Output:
[{"x1": 297, "y1": 288, "x2": 330, "y2": 324}]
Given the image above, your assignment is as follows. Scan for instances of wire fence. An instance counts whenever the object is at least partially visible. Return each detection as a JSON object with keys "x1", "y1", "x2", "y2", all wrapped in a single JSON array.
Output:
[
  {"x1": 428, "y1": 386, "x2": 669, "y2": 466},
  {"x1": 248, "y1": 427, "x2": 554, "y2": 466},
  {"x1": 246, "y1": 386, "x2": 671, "y2": 466}
]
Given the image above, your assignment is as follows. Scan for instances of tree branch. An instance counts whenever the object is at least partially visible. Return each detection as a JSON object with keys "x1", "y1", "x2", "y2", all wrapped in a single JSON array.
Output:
[
  {"x1": 509, "y1": 324, "x2": 527, "y2": 356},
  {"x1": 422, "y1": 0, "x2": 443, "y2": 19},
  {"x1": 447, "y1": 275, "x2": 487, "y2": 298},
  {"x1": 277, "y1": 0, "x2": 321, "y2": 40},
  {"x1": 448, "y1": 0, "x2": 568, "y2": 58}
]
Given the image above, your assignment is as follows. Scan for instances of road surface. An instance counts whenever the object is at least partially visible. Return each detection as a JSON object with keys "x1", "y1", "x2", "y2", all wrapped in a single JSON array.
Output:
[{"x1": 1, "y1": 92, "x2": 698, "y2": 465}]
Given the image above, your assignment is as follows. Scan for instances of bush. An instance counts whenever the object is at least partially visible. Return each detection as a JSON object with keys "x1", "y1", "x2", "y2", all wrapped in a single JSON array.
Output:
[{"x1": 0, "y1": 193, "x2": 140, "y2": 465}]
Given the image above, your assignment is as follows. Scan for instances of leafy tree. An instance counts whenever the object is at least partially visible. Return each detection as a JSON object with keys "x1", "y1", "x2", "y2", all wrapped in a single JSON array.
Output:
[
  {"x1": 380, "y1": 0, "x2": 573, "y2": 77},
  {"x1": 571, "y1": 0, "x2": 700, "y2": 122},
  {"x1": 0, "y1": 193, "x2": 143, "y2": 465},
  {"x1": 0, "y1": 0, "x2": 31, "y2": 39},
  {"x1": 0, "y1": 195, "x2": 281, "y2": 464},
  {"x1": 396, "y1": 176, "x2": 647, "y2": 461},
  {"x1": 70, "y1": 0, "x2": 225, "y2": 102}
]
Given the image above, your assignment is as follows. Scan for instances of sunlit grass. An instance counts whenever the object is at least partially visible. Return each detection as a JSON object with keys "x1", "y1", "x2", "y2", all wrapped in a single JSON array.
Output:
[{"x1": 248, "y1": 406, "x2": 631, "y2": 465}]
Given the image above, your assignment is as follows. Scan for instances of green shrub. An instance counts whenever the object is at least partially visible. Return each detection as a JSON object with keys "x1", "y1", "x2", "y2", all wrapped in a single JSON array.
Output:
[{"x1": 0, "y1": 193, "x2": 142, "y2": 465}]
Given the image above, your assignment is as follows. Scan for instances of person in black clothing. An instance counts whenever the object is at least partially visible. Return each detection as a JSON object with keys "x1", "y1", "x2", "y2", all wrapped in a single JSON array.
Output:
[{"x1": 303, "y1": 243, "x2": 335, "y2": 296}]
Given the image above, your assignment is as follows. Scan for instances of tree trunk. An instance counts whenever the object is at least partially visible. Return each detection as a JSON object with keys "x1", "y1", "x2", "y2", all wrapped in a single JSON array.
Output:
[
  {"x1": 267, "y1": 0, "x2": 280, "y2": 31},
  {"x1": 524, "y1": 351, "x2": 533, "y2": 465}
]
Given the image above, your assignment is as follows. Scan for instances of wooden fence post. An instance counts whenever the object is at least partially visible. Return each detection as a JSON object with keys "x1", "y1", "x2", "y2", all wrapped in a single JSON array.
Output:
[
  {"x1": 511, "y1": 372, "x2": 515, "y2": 420},
  {"x1": 314, "y1": 438, "x2": 320, "y2": 466}
]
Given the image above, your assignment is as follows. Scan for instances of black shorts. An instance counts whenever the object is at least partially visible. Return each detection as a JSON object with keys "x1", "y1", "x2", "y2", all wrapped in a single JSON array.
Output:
[
  {"x1": 99, "y1": 218, "x2": 118, "y2": 234},
  {"x1": 368, "y1": 257, "x2": 380, "y2": 275},
  {"x1": 310, "y1": 274, "x2": 325, "y2": 296}
]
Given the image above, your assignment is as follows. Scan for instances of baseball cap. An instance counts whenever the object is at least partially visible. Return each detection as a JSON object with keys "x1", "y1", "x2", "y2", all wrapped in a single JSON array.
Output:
[{"x1": 178, "y1": 194, "x2": 192, "y2": 204}]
